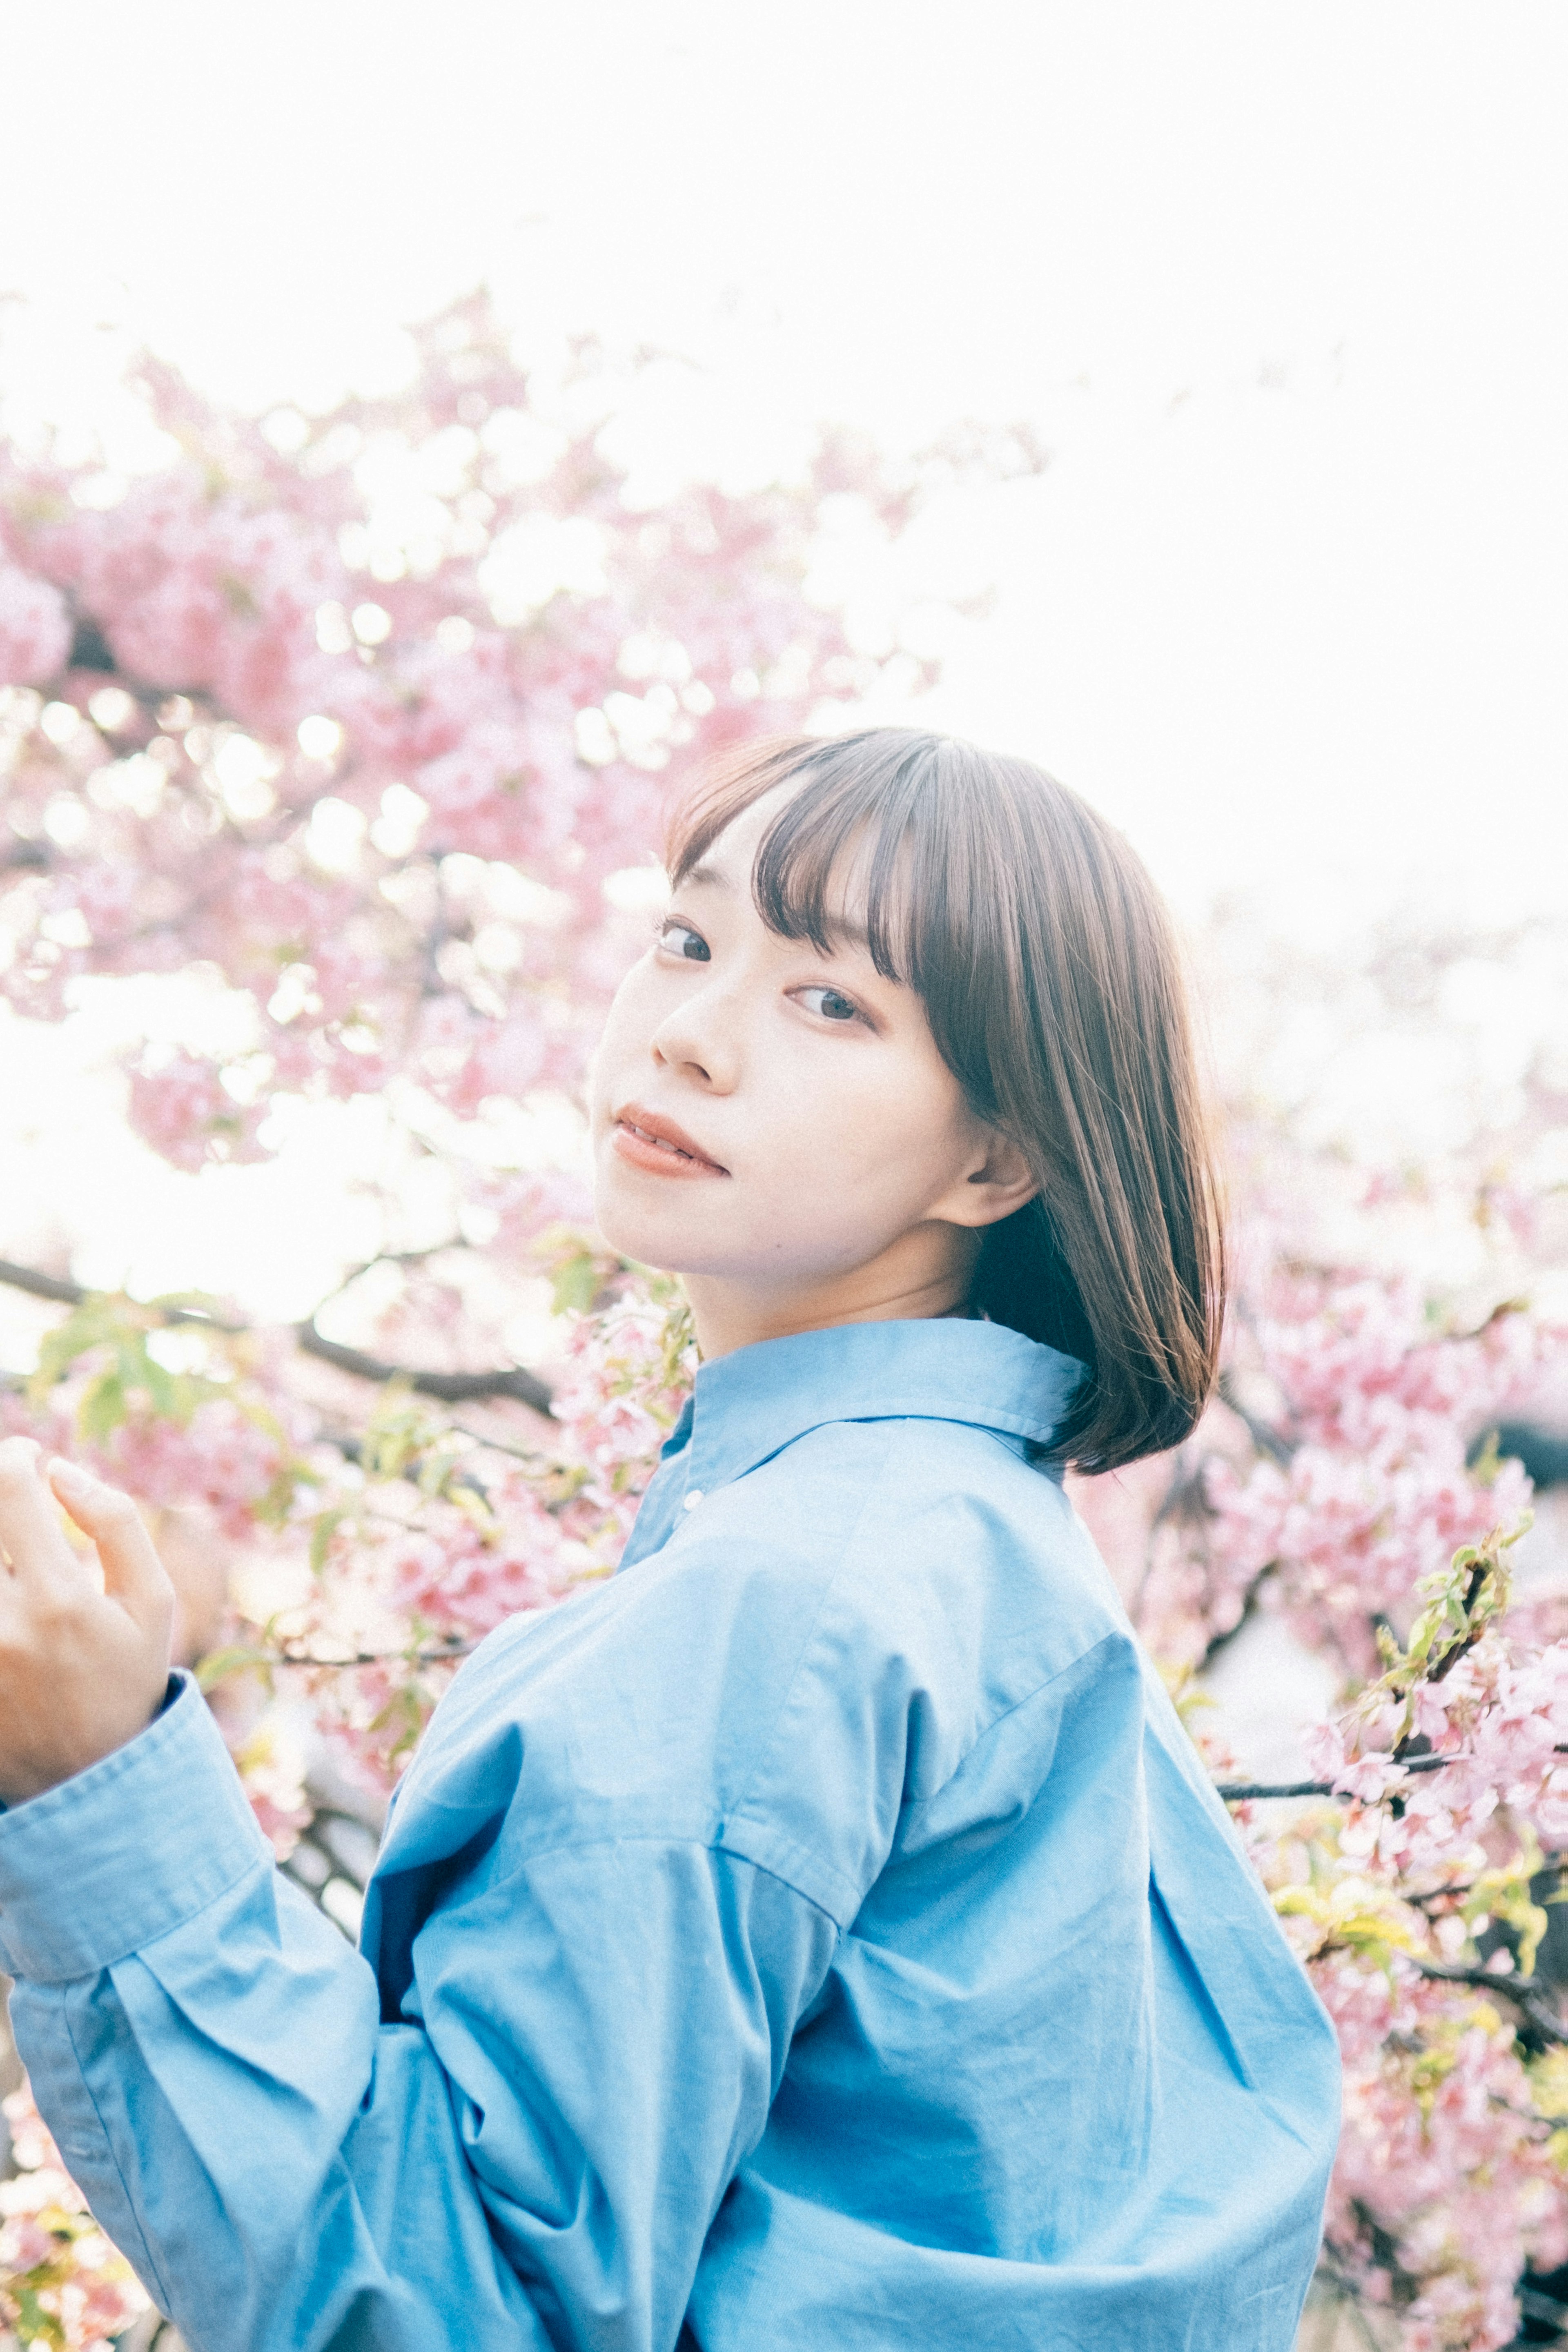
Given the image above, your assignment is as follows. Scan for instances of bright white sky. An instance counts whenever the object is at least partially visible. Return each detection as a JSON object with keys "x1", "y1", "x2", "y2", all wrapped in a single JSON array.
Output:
[
  {"x1": 0, "y1": 0, "x2": 1565, "y2": 1318},
  {"x1": 4, "y1": 0, "x2": 1567, "y2": 917}
]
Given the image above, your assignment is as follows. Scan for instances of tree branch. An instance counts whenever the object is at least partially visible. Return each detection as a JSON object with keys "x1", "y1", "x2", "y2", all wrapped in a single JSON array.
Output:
[
  {"x1": 0, "y1": 1256, "x2": 107, "y2": 1307},
  {"x1": 1414, "y1": 1959, "x2": 1568, "y2": 2047},
  {"x1": 295, "y1": 1318, "x2": 552, "y2": 1413},
  {"x1": 1216, "y1": 1777, "x2": 1339, "y2": 1801},
  {"x1": 1421, "y1": 1561, "x2": 1491, "y2": 1687},
  {"x1": 0, "y1": 1256, "x2": 245, "y2": 1329},
  {"x1": 1216, "y1": 1754, "x2": 1456, "y2": 1802},
  {"x1": 272, "y1": 1637, "x2": 479, "y2": 1668},
  {"x1": 0, "y1": 1255, "x2": 554, "y2": 1414},
  {"x1": 1216, "y1": 1369, "x2": 1295, "y2": 1467}
]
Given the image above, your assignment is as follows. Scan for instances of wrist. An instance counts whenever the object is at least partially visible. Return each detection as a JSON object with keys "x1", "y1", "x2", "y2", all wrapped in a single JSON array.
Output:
[{"x1": 0, "y1": 1673, "x2": 180, "y2": 1808}]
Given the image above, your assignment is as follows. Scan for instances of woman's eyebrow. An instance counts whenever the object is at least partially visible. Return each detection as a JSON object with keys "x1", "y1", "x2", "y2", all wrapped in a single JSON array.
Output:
[
  {"x1": 813, "y1": 913, "x2": 873, "y2": 952},
  {"x1": 680, "y1": 858, "x2": 875, "y2": 955}
]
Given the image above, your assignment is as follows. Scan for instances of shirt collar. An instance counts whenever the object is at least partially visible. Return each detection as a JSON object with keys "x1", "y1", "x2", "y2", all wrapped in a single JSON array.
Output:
[{"x1": 661, "y1": 1316, "x2": 1085, "y2": 1503}]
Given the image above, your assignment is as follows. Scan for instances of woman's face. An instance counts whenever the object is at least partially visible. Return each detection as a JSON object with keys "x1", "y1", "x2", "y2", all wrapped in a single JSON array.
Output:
[{"x1": 589, "y1": 789, "x2": 1031, "y2": 1354}]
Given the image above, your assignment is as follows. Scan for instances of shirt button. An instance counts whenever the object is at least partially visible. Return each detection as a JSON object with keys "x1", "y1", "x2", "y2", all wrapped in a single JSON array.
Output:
[{"x1": 684, "y1": 1490, "x2": 704, "y2": 1510}]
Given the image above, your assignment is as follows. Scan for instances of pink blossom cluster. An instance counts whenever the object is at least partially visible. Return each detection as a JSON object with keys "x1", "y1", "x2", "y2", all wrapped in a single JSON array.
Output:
[
  {"x1": 0, "y1": 561, "x2": 71, "y2": 687},
  {"x1": 42, "y1": 468, "x2": 348, "y2": 740},
  {"x1": 0, "y1": 2084, "x2": 149, "y2": 2350},
  {"x1": 1321, "y1": 1960, "x2": 1568, "y2": 2352},
  {"x1": 550, "y1": 1285, "x2": 699, "y2": 1555},
  {"x1": 359, "y1": 1476, "x2": 581, "y2": 1644},
  {"x1": 1253, "y1": 1517, "x2": 1568, "y2": 2344},
  {"x1": 304, "y1": 1654, "x2": 438, "y2": 1798},
  {"x1": 1305, "y1": 1635, "x2": 1568, "y2": 1874},
  {"x1": 231, "y1": 1733, "x2": 314, "y2": 1863},
  {"x1": 126, "y1": 1055, "x2": 268, "y2": 1171},
  {"x1": 0, "y1": 294, "x2": 1022, "y2": 1153},
  {"x1": 276, "y1": 1286, "x2": 694, "y2": 1795},
  {"x1": 176, "y1": 1666, "x2": 312, "y2": 1858},
  {"x1": 89, "y1": 1395, "x2": 286, "y2": 1537},
  {"x1": 1250, "y1": 1274, "x2": 1543, "y2": 1446},
  {"x1": 1094, "y1": 1401, "x2": 1263, "y2": 1667},
  {"x1": 1207, "y1": 1276, "x2": 1553, "y2": 1673}
]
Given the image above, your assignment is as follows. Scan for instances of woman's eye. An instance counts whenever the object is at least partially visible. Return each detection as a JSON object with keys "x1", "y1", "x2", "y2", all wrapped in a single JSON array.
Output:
[
  {"x1": 794, "y1": 984, "x2": 864, "y2": 1026},
  {"x1": 659, "y1": 920, "x2": 710, "y2": 963}
]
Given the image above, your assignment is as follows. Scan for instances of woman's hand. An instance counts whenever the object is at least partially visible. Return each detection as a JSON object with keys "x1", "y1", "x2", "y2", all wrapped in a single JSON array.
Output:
[{"x1": 0, "y1": 1437, "x2": 175, "y2": 1804}]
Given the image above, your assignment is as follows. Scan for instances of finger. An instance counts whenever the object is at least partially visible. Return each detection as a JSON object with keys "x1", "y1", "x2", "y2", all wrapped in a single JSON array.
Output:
[
  {"x1": 47, "y1": 1459, "x2": 175, "y2": 1633},
  {"x1": 0, "y1": 1436, "x2": 89, "y2": 1590}
]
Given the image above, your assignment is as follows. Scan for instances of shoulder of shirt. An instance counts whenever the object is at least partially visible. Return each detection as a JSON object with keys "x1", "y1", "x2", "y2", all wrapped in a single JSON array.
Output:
[
  {"x1": 697, "y1": 1411, "x2": 1116, "y2": 1600},
  {"x1": 754, "y1": 1411, "x2": 1130, "y2": 1678},
  {"x1": 430, "y1": 1416, "x2": 1123, "y2": 1757}
]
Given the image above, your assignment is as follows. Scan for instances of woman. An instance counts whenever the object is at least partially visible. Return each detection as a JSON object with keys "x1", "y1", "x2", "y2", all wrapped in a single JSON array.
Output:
[{"x1": 0, "y1": 729, "x2": 1339, "y2": 2350}]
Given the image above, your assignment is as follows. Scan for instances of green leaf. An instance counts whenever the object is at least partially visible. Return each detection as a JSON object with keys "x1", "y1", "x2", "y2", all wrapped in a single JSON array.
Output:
[
  {"x1": 138, "y1": 1350, "x2": 180, "y2": 1418},
  {"x1": 310, "y1": 1508, "x2": 345, "y2": 1575},
  {"x1": 28, "y1": 1293, "x2": 123, "y2": 1405},
  {"x1": 77, "y1": 1370, "x2": 127, "y2": 1442},
  {"x1": 195, "y1": 1644, "x2": 275, "y2": 1695},
  {"x1": 660, "y1": 1295, "x2": 698, "y2": 1386},
  {"x1": 252, "y1": 1456, "x2": 316, "y2": 1527},
  {"x1": 550, "y1": 1245, "x2": 602, "y2": 1316}
]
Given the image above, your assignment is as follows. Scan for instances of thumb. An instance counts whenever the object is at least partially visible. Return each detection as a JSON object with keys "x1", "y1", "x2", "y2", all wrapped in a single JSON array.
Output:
[{"x1": 47, "y1": 1459, "x2": 175, "y2": 1632}]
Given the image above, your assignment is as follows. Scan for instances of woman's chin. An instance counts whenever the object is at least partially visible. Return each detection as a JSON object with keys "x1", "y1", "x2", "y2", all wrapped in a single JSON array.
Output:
[{"x1": 592, "y1": 1187, "x2": 689, "y2": 1275}]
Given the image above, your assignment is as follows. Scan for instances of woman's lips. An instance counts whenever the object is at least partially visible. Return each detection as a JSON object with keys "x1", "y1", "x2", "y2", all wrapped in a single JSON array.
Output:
[{"x1": 610, "y1": 1107, "x2": 730, "y2": 1180}]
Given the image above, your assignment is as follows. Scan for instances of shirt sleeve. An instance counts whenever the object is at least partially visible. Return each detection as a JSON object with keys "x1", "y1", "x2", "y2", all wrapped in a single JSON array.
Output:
[{"x1": 0, "y1": 1675, "x2": 840, "y2": 2352}]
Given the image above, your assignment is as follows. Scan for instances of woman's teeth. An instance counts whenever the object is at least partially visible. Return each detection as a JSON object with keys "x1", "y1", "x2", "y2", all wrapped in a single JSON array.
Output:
[{"x1": 627, "y1": 1122, "x2": 698, "y2": 1163}]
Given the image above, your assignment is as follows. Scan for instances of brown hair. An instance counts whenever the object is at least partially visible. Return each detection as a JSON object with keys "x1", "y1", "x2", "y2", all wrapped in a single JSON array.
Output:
[{"x1": 665, "y1": 728, "x2": 1224, "y2": 1474}]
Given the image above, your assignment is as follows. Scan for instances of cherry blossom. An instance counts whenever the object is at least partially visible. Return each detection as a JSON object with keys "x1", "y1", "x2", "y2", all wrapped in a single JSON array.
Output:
[{"x1": 0, "y1": 2086, "x2": 148, "y2": 2350}]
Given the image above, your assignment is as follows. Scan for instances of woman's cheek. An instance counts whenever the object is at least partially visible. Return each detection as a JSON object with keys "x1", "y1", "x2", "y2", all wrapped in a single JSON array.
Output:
[{"x1": 590, "y1": 962, "x2": 657, "y2": 1109}]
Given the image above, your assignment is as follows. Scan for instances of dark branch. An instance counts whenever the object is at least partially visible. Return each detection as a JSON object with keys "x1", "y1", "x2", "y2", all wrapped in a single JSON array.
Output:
[
  {"x1": 1197, "y1": 1571, "x2": 1267, "y2": 1670},
  {"x1": 1423, "y1": 1561, "x2": 1491, "y2": 1687},
  {"x1": 1217, "y1": 1754, "x2": 1456, "y2": 1802},
  {"x1": 312, "y1": 1240, "x2": 467, "y2": 1312},
  {"x1": 67, "y1": 613, "x2": 117, "y2": 673},
  {"x1": 1216, "y1": 1370, "x2": 1295, "y2": 1467},
  {"x1": 1414, "y1": 1959, "x2": 1568, "y2": 2047},
  {"x1": 1217, "y1": 1777, "x2": 1338, "y2": 1801},
  {"x1": 272, "y1": 1637, "x2": 479, "y2": 1668},
  {"x1": 295, "y1": 1319, "x2": 552, "y2": 1414},
  {"x1": 0, "y1": 1257, "x2": 95, "y2": 1306},
  {"x1": 0, "y1": 1254, "x2": 554, "y2": 1414},
  {"x1": 0, "y1": 1256, "x2": 245, "y2": 1330}
]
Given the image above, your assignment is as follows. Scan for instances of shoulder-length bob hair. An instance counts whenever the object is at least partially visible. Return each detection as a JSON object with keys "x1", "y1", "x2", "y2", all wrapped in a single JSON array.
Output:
[{"x1": 665, "y1": 728, "x2": 1224, "y2": 1474}]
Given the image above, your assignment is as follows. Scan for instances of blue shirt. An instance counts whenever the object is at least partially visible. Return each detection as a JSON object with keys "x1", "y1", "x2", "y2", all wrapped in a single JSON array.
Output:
[{"x1": 0, "y1": 1317, "x2": 1339, "y2": 2352}]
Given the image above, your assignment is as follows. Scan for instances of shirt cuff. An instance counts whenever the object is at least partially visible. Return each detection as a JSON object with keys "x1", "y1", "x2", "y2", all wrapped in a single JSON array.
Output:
[{"x1": 0, "y1": 1671, "x2": 272, "y2": 1985}]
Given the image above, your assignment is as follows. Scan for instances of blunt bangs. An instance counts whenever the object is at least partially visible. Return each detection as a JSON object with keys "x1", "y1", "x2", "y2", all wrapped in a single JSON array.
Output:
[{"x1": 664, "y1": 729, "x2": 1226, "y2": 1475}]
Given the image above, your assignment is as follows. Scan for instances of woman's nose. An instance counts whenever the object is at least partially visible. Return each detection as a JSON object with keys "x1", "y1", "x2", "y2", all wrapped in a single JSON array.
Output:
[{"x1": 648, "y1": 987, "x2": 740, "y2": 1092}]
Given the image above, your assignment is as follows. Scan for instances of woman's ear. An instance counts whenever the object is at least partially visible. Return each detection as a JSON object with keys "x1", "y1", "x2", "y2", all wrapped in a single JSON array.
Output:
[{"x1": 937, "y1": 1129, "x2": 1038, "y2": 1231}]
